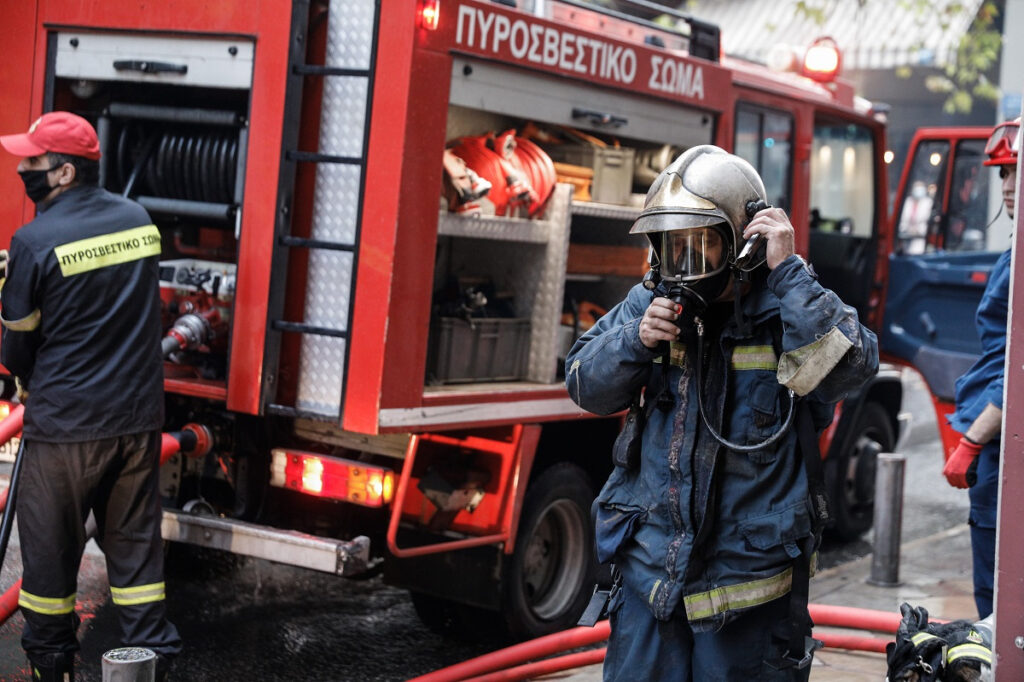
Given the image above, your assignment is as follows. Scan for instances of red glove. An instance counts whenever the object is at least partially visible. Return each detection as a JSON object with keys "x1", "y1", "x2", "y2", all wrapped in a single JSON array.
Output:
[{"x1": 943, "y1": 437, "x2": 983, "y2": 489}]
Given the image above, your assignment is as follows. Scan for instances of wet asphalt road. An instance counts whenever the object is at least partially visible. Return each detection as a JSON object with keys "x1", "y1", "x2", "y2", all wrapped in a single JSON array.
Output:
[{"x1": 0, "y1": 369, "x2": 969, "y2": 681}]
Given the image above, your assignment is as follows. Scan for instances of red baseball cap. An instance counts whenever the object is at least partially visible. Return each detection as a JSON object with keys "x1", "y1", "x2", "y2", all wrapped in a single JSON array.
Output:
[{"x1": 0, "y1": 111, "x2": 101, "y2": 161}]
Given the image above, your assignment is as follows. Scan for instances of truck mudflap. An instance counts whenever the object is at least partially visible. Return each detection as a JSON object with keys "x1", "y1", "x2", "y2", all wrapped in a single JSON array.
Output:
[{"x1": 160, "y1": 509, "x2": 371, "y2": 576}]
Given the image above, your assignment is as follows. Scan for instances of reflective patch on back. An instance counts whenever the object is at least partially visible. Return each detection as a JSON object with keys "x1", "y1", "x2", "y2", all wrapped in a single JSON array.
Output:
[{"x1": 54, "y1": 224, "x2": 161, "y2": 277}]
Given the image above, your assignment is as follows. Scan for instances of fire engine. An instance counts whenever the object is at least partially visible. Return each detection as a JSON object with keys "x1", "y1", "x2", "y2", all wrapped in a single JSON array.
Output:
[{"x1": 0, "y1": 0, "x2": 911, "y2": 640}]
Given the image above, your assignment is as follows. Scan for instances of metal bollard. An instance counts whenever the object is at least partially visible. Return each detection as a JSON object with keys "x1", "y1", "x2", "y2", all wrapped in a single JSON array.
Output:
[
  {"x1": 867, "y1": 452, "x2": 906, "y2": 586},
  {"x1": 102, "y1": 647, "x2": 156, "y2": 682}
]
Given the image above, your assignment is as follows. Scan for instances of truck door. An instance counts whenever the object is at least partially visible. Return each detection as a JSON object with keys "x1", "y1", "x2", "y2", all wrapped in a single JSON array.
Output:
[
  {"x1": 881, "y1": 128, "x2": 1002, "y2": 442},
  {"x1": 805, "y1": 116, "x2": 883, "y2": 325}
]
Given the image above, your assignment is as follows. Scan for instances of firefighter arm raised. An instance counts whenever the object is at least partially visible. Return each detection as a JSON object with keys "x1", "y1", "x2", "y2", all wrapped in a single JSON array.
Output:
[
  {"x1": 742, "y1": 207, "x2": 795, "y2": 270},
  {"x1": 768, "y1": 255, "x2": 879, "y2": 402}
]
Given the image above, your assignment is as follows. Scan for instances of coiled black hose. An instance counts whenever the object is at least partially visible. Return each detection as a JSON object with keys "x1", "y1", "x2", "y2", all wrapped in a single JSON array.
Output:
[{"x1": 115, "y1": 125, "x2": 238, "y2": 204}]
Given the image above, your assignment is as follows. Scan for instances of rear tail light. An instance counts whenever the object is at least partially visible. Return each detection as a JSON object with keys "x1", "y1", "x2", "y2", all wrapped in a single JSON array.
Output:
[
  {"x1": 419, "y1": 0, "x2": 440, "y2": 31},
  {"x1": 271, "y1": 449, "x2": 395, "y2": 507}
]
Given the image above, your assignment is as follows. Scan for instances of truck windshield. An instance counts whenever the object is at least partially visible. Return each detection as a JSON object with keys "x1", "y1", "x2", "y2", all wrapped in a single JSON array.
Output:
[
  {"x1": 894, "y1": 139, "x2": 948, "y2": 254},
  {"x1": 894, "y1": 138, "x2": 992, "y2": 254}
]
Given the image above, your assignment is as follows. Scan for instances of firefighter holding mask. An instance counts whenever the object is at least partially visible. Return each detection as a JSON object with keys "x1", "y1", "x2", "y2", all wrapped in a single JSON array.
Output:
[
  {"x1": 0, "y1": 112, "x2": 180, "y2": 681},
  {"x1": 565, "y1": 146, "x2": 878, "y2": 680}
]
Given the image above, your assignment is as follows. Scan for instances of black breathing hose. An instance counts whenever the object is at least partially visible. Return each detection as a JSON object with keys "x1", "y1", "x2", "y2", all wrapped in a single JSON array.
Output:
[{"x1": 693, "y1": 316, "x2": 795, "y2": 453}]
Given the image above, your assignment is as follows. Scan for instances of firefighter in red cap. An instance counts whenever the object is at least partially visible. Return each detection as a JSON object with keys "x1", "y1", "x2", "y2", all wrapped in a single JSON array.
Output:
[
  {"x1": 0, "y1": 111, "x2": 180, "y2": 680},
  {"x1": 943, "y1": 116, "x2": 1021, "y2": 619}
]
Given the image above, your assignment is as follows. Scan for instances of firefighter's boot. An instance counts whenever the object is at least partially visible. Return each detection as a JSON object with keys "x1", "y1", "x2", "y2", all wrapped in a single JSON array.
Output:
[{"x1": 27, "y1": 652, "x2": 74, "y2": 682}]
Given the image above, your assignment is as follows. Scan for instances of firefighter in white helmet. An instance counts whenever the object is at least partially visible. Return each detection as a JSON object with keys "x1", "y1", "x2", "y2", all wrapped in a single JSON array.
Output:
[
  {"x1": 566, "y1": 145, "x2": 878, "y2": 679},
  {"x1": 943, "y1": 116, "x2": 1021, "y2": 619}
]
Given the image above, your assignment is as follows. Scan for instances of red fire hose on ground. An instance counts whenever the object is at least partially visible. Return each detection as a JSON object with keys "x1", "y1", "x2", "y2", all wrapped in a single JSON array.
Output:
[{"x1": 410, "y1": 603, "x2": 919, "y2": 682}]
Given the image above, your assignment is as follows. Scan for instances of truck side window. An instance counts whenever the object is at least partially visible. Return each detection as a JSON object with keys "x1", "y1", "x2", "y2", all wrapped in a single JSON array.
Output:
[
  {"x1": 893, "y1": 140, "x2": 948, "y2": 254},
  {"x1": 944, "y1": 139, "x2": 991, "y2": 253},
  {"x1": 734, "y1": 104, "x2": 793, "y2": 212},
  {"x1": 807, "y1": 120, "x2": 878, "y2": 320},
  {"x1": 810, "y1": 122, "x2": 875, "y2": 238}
]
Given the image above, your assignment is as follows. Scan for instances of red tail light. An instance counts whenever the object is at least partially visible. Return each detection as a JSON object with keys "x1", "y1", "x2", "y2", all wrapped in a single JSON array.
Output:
[
  {"x1": 419, "y1": 0, "x2": 440, "y2": 31},
  {"x1": 271, "y1": 449, "x2": 395, "y2": 507}
]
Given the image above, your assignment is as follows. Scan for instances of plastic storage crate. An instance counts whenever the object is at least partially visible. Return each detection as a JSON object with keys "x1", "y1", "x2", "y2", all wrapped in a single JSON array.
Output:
[
  {"x1": 428, "y1": 317, "x2": 531, "y2": 383},
  {"x1": 546, "y1": 145, "x2": 635, "y2": 204}
]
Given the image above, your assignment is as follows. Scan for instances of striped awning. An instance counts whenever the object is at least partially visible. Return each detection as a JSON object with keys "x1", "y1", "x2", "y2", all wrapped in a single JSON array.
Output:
[{"x1": 686, "y1": 0, "x2": 984, "y2": 70}]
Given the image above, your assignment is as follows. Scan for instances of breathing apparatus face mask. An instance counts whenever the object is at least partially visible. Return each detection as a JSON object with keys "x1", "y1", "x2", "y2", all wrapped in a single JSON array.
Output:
[{"x1": 652, "y1": 223, "x2": 734, "y2": 314}]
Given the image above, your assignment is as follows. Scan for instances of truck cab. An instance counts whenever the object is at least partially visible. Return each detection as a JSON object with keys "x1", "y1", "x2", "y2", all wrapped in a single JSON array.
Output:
[{"x1": 882, "y1": 126, "x2": 1007, "y2": 457}]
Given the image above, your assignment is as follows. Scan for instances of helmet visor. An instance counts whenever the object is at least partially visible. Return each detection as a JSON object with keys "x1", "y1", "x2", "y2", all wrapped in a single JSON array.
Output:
[
  {"x1": 984, "y1": 120, "x2": 1021, "y2": 156},
  {"x1": 659, "y1": 226, "x2": 728, "y2": 282}
]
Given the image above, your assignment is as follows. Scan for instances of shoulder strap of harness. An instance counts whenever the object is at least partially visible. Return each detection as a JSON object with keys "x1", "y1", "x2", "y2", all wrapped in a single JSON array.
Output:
[{"x1": 767, "y1": 317, "x2": 831, "y2": 669}]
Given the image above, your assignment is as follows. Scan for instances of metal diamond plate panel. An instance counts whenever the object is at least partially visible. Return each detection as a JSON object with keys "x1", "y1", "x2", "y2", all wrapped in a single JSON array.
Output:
[
  {"x1": 304, "y1": 249, "x2": 353, "y2": 328},
  {"x1": 312, "y1": 163, "x2": 361, "y2": 244},
  {"x1": 318, "y1": 77, "x2": 367, "y2": 158},
  {"x1": 326, "y1": 0, "x2": 375, "y2": 70},
  {"x1": 442, "y1": 185, "x2": 571, "y2": 383},
  {"x1": 297, "y1": 335, "x2": 347, "y2": 416}
]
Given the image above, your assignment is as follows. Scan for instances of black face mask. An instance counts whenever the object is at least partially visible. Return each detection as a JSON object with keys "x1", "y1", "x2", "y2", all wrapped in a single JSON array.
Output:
[{"x1": 18, "y1": 165, "x2": 59, "y2": 204}]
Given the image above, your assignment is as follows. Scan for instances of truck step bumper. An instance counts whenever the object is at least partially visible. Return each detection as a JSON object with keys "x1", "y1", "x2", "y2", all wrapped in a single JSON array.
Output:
[{"x1": 161, "y1": 509, "x2": 370, "y2": 576}]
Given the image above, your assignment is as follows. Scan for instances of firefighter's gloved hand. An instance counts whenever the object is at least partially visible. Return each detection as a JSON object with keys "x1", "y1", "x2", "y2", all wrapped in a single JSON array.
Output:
[
  {"x1": 943, "y1": 437, "x2": 982, "y2": 489},
  {"x1": 886, "y1": 603, "x2": 946, "y2": 682},
  {"x1": 0, "y1": 249, "x2": 8, "y2": 288}
]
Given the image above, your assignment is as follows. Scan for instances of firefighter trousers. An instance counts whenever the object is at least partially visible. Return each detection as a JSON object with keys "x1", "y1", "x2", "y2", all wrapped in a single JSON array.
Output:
[
  {"x1": 17, "y1": 431, "x2": 182, "y2": 662},
  {"x1": 603, "y1": 583, "x2": 812, "y2": 681}
]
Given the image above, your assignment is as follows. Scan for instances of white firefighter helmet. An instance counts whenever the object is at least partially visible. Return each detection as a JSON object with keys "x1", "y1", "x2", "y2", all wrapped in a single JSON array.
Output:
[{"x1": 631, "y1": 145, "x2": 768, "y2": 281}]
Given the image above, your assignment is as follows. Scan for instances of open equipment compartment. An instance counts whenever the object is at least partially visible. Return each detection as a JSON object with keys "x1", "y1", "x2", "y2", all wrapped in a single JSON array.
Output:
[
  {"x1": 50, "y1": 30, "x2": 254, "y2": 397},
  {"x1": 429, "y1": 54, "x2": 715, "y2": 390}
]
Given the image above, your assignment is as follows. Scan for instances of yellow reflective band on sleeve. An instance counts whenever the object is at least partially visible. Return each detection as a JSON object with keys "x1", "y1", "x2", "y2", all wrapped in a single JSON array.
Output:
[
  {"x1": 110, "y1": 581, "x2": 166, "y2": 606},
  {"x1": 910, "y1": 632, "x2": 942, "y2": 646},
  {"x1": 652, "y1": 341, "x2": 686, "y2": 367},
  {"x1": 947, "y1": 642, "x2": 992, "y2": 665},
  {"x1": 1, "y1": 308, "x2": 41, "y2": 332},
  {"x1": 731, "y1": 345, "x2": 777, "y2": 370},
  {"x1": 18, "y1": 589, "x2": 76, "y2": 615},
  {"x1": 53, "y1": 224, "x2": 161, "y2": 277}
]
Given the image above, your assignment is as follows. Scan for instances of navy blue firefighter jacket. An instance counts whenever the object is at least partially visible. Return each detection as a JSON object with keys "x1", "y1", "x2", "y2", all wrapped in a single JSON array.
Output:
[{"x1": 565, "y1": 255, "x2": 878, "y2": 631}]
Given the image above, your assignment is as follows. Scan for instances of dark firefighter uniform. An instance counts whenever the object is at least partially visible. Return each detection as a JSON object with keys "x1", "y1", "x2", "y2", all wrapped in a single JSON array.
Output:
[{"x1": 0, "y1": 184, "x2": 181, "y2": 669}]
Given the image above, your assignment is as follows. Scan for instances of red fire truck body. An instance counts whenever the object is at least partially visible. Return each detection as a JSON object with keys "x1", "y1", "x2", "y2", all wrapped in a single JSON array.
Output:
[{"x1": 0, "y1": 0, "x2": 905, "y2": 638}]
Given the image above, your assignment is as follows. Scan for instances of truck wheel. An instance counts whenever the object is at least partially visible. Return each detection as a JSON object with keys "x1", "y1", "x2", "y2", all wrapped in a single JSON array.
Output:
[
  {"x1": 826, "y1": 402, "x2": 895, "y2": 541},
  {"x1": 502, "y1": 463, "x2": 595, "y2": 640}
]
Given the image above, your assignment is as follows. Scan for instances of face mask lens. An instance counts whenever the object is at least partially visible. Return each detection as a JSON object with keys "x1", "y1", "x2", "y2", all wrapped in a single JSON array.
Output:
[
  {"x1": 985, "y1": 122, "x2": 1020, "y2": 155},
  {"x1": 660, "y1": 227, "x2": 726, "y2": 281}
]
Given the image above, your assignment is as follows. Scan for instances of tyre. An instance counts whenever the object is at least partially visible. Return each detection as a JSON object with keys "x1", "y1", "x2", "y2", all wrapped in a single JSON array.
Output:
[
  {"x1": 501, "y1": 463, "x2": 596, "y2": 640},
  {"x1": 825, "y1": 402, "x2": 896, "y2": 541}
]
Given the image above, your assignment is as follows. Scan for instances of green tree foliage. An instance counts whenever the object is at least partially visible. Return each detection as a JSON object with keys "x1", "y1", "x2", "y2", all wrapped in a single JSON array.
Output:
[
  {"x1": 607, "y1": 0, "x2": 1003, "y2": 114},
  {"x1": 779, "y1": 0, "x2": 1001, "y2": 113}
]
